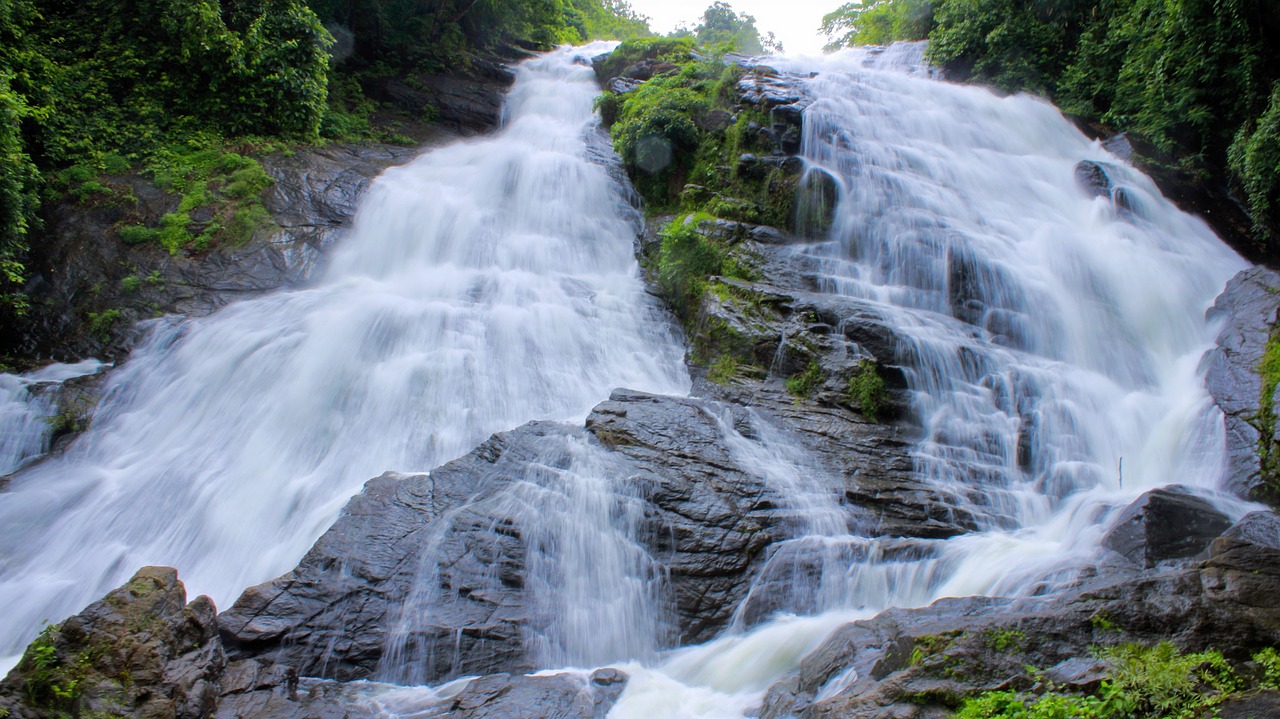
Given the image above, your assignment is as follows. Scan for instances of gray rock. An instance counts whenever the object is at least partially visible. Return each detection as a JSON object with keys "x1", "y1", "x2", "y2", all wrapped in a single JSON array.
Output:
[
  {"x1": 414, "y1": 670, "x2": 627, "y2": 719},
  {"x1": 0, "y1": 566, "x2": 225, "y2": 719},
  {"x1": 1204, "y1": 266, "x2": 1280, "y2": 503},
  {"x1": 1101, "y1": 486, "x2": 1233, "y2": 567},
  {"x1": 1218, "y1": 689, "x2": 1280, "y2": 719},
  {"x1": 219, "y1": 393, "x2": 799, "y2": 683},
  {"x1": 1223, "y1": 510, "x2": 1280, "y2": 548},
  {"x1": 1074, "y1": 160, "x2": 1113, "y2": 199}
]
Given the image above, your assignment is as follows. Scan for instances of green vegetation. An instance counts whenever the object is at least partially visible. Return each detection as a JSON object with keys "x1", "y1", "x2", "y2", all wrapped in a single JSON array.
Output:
[
  {"x1": 1231, "y1": 85, "x2": 1280, "y2": 242},
  {"x1": 787, "y1": 360, "x2": 825, "y2": 398},
  {"x1": 910, "y1": 632, "x2": 960, "y2": 666},
  {"x1": 19, "y1": 624, "x2": 94, "y2": 717},
  {"x1": 820, "y1": 0, "x2": 1280, "y2": 253},
  {"x1": 678, "y1": 1, "x2": 783, "y2": 55},
  {"x1": 602, "y1": 39, "x2": 801, "y2": 225},
  {"x1": 983, "y1": 628, "x2": 1025, "y2": 653},
  {"x1": 0, "y1": 0, "x2": 653, "y2": 335},
  {"x1": 707, "y1": 353, "x2": 739, "y2": 384},
  {"x1": 820, "y1": 0, "x2": 933, "y2": 49},
  {"x1": 848, "y1": 360, "x2": 887, "y2": 421},
  {"x1": 1256, "y1": 333, "x2": 1280, "y2": 500},
  {"x1": 657, "y1": 214, "x2": 747, "y2": 320},
  {"x1": 45, "y1": 400, "x2": 92, "y2": 436},
  {"x1": 952, "y1": 642, "x2": 1276, "y2": 719},
  {"x1": 85, "y1": 309, "x2": 123, "y2": 344}
]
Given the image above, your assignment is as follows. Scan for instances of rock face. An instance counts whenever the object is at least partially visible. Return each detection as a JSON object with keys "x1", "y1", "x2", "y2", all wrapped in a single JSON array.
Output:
[
  {"x1": 416, "y1": 670, "x2": 627, "y2": 719},
  {"x1": 7, "y1": 144, "x2": 419, "y2": 364},
  {"x1": 220, "y1": 391, "x2": 845, "y2": 682},
  {"x1": 0, "y1": 566, "x2": 224, "y2": 719},
  {"x1": 1205, "y1": 266, "x2": 1280, "y2": 504},
  {"x1": 1101, "y1": 486, "x2": 1234, "y2": 567},
  {"x1": 0, "y1": 568, "x2": 628, "y2": 719}
]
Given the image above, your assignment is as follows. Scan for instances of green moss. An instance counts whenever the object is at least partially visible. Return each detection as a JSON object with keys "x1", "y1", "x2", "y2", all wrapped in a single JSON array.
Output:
[
  {"x1": 786, "y1": 360, "x2": 824, "y2": 398},
  {"x1": 85, "y1": 308, "x2": 122, "y2": 343},
  {"x1": 44, "y1": 399, "x2": 91, "y2": 435},
  {"x1": 983, "y1": 628, "x2": 1026, "y2": 653},
  {"x1": 1256, "y1": 332, "x2": 1280, "y2": 499},
  {"x1": 117, "y1": 145, "x2": 276, "y2": 254},
  {"x1": 1089, "y1": 611, "x2": 1119, "y2": 633},
  {"x1": 848, "y1": 360, "x2": 888, "y2": 421},
  {"x1": 708, "y1": 353, "x2": 739, "y2": 384}
]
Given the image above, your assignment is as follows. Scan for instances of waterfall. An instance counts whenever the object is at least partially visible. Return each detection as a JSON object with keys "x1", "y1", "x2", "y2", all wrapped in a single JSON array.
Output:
[
  {"x1": 0, "y1": 38, "x2": 1259, "y2": 717},
  {"x1": 606, "y1": 43, "x2": 1253, "y2": 717},
  {"x1": 0, "y1": 42, "x2": 689, "y2": 666}
]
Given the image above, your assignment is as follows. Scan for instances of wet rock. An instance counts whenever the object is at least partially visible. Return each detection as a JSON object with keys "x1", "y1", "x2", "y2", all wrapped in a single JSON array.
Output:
[
  {"x1": 794, "y1": 168, "x2": 840, "y2": 239},
  {"x1": 1101, "y1": 486, "x2": 1233, "y2": 567},
  {"x1": 1205, "y1": 266, "x2": 1280, "y2": 504},
  {"x1": 1074, "y1": 160, "x2": 1113, "y2": 199},
  {"x1": 370, "y1": 55, "x2": 517, "y2": 135},
  {"x1": 220, "y1": 392, "x2": 799, "y2": 683},
  {"x1": 1222, "y1": 510, "x2": 1280, "y2": 548},
  {"x1": 417, "y1": 671, "x2": 627, "y2": 719},
  {"x1": 6, "y1": 144, "x2": 419, "y2": 363},
  {"x1": 0, "y1": 566, "x2": 224, "y2": 719},
  {"x1": 1218, "y1": 690, "x2": 1280, "y2": 719}
]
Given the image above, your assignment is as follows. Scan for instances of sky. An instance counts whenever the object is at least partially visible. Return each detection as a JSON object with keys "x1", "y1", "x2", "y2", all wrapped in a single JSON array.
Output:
[{"x1": 628, "y1": 0, "x2": 840, "y2": 56}]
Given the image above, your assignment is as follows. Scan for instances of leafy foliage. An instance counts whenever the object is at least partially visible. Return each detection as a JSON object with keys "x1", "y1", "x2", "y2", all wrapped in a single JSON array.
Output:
[
  {"x1": 848, "y1": 360, "x2": 887, "y2": 420},
  {"x1": 1231, "y1": 84, "x2": 1280, "y2": 241},
  {"x1": 786, "y1": 360, "x2": 824, "y2": 398},
  {"x1": 953, "y1": 642, "x2": 1274, "y2": 719},
  {"x1": 657, "y1": 214, "x2": 729, "y2": 320},
  {"x1": 691, "y1": 2, "x2": 782, "y2": 55},
  {"x1": 820, "y1": 0, "x2": 934, "y2": 49}
]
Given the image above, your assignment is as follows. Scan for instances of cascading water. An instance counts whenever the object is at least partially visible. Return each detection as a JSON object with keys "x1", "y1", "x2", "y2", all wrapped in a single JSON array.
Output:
[
  {"x1": 0, "y1": 42, "x2": 689, "y2": 667},
  {"x1": 0, "y1": 360, "x2": 104, "y2": 476},
  {"x1": 604, "y1": 43, "x2": 1256, "y2": 717},
  {"x1": 1, "y1": 37, "x2": 1260, "y2": 718}
]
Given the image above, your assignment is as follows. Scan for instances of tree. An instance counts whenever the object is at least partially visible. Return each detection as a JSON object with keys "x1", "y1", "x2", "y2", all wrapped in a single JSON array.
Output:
[
  {"x1": 692, "y1": 2, "x2": 782, "y2": 55},
  {"x1": 820, "y1": 0, "x2": 933, "y2": 50}
]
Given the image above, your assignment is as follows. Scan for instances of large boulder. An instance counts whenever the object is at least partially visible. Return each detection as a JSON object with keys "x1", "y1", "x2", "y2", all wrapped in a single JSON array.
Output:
[
  {"x1": 1205, "y1": 266, "x2": 1280, "y2": 504},
  {"x1": 0, "y1": 566, "x2": 224, "y2": 719},
  {"x1": 1100, "y1": 486, "x2": 1233, "y2": 567}
]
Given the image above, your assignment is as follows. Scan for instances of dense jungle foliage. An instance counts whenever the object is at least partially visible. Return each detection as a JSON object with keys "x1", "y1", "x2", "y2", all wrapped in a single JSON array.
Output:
[
  {"x1": 822, "y1": 0, "x2": 1280, "y2": 258},
  {"x1": 0, "y1": 0, "x2": 650, "y2": 316}
]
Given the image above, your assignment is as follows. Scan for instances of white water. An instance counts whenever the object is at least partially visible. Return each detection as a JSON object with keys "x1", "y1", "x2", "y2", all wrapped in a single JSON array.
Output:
[
  {"x1": 605, "y1": 43, "x2": 1254, "y2": 717},
  {"x1": 0, "y1": 42, "x2": 689, "y2": 667},
  {"x1": 1, "y1": 39, "x2": 1259, "y2": 717}
]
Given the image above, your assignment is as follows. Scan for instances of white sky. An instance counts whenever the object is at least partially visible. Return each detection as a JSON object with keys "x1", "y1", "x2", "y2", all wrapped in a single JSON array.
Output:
[{"x1": 627, "y1": 0, "x2": 840, "y2": 56}]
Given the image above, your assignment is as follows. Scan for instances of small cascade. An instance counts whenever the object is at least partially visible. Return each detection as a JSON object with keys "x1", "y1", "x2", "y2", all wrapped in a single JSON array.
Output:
[
  {"x1": 0, "y1": 360, "x2": 103, "y2": 476},
  {"x1": 377, "y1": 433, "x2": 669, "y2": 684}
]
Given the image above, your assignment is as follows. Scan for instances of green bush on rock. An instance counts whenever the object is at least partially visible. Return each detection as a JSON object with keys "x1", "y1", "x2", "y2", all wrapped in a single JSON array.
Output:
[{"x1": 953, "y1": 642, "x2": 1276, "y2": 719}]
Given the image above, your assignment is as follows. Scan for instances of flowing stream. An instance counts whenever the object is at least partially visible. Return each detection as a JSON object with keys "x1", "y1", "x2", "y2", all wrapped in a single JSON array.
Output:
[
  {"x1": 0, "y1": 42, "x2": 689, "y2": 667},
  {"x1": 0, "y1": 40, "x2": 1259, "y2": 716}
]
